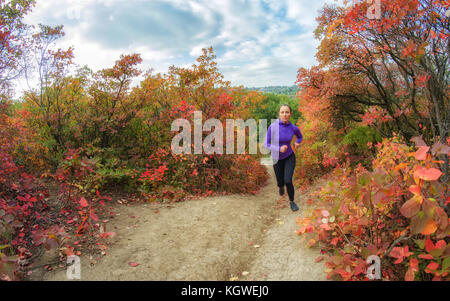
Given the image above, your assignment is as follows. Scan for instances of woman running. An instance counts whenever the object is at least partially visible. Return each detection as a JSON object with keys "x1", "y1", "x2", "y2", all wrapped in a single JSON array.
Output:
[{"x1": 264, "y1": 104, "x2": 303, "y2": 211}]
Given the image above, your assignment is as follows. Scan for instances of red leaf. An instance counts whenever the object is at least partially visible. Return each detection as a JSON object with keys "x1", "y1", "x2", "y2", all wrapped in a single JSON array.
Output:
[
  {"x1": 425, "y1": 239, "x2": 435, "y2": 253},
  {"x1": 315, "y1": 256, "x2": 324, "y2": 263},
  {"x1": 79, "y1": 197, "x2": 88, "y2": 207},
  {"x1": 425, "y1": 262, "x2": 439, "y2": 273},
  {"x1": 415, "y1": 146, "x2": 429, "y2": 160},
  {"x1": 390, "y1": 246, "x2": 413, "y2": 264},
  {"x1": 128, "y1": 262, "x2": 139, "y2": 267},
  {"x1": 405, "y1": 268, "x2": 415, "y2": 281},
  {"x1": 400, "y1": 196, "x2": 422, "y2": 218},
  {"x1": 410, "y1": 258, "x2": 419, "y2": 271},
  {"x1": 435, "y1": 240, "x2": 446, "y2": 250},
  {"x1": 89, "y1": 210, "x2": 99, "y2": 222},
  {"x1": 414, "y1": 167, "x2": 443, "y2": 181},
  {"x1": 99, "y1": 232, "x2": 115, "y2": 239}
]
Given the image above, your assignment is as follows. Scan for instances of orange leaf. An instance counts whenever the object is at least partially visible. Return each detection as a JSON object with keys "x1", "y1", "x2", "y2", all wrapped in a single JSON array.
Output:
[
  {"x1": 421, "y1": 220, "x2": 438, "y2": 235},
  {"x1": 395, "y1": 162, "x2": 409, "y2": 171},
  {"x1": 408, "y1": 185, "x2": 421, "y2": 195}
]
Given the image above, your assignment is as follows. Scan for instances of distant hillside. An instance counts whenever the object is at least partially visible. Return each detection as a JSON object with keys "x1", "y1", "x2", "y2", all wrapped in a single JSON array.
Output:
[{"x1": 246, "y1": 85, "x2": 299, "y2": 96}]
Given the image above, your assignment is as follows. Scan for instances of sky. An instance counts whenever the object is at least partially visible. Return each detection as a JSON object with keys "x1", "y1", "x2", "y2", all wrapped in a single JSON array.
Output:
[{"x1": 19, "y1": 0, "x2": 343, "y2": 92}]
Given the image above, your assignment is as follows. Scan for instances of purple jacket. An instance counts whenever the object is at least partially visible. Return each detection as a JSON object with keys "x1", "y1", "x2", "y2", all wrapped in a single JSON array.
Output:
[{"x1": 264, "y1": 119, "x2": 303, "y2": 160}]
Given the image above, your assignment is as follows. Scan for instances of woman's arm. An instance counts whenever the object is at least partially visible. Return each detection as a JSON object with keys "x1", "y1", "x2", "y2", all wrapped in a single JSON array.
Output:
[
  {"x1": 294, "y1": 126, "x2": 303, "y2": 144},
  {"x1": 263, "y1": 124, "x2": 280, "y2": 152}
]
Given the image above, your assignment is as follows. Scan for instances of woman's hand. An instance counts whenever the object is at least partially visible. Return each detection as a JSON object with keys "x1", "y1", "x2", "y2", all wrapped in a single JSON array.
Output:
[
  {"x1": 280, "y1": 145, "x2": 288, "y2": 153},
  {"x1": 293, "y1": 143, "x2": 300, "y2": 152}
]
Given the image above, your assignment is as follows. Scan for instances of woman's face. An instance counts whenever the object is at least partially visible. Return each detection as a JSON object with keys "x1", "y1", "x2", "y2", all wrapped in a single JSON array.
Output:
[{"x1": 279, "y1": 106, "x2": 291, "y2": 123}]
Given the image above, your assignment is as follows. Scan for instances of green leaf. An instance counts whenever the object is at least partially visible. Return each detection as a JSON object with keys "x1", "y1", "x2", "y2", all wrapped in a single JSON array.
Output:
[
  {"x1": 442, "y1": 257, "x2": 450, "y2": 272},
  {"x1": 0, "y1": 245, "x2": 11, "y2": 250},
  {"x1": 414, "y1": 239, "x2": 425, "y2": 250},
  {"x1": 359, "y1": 173, "x2": 371, "y2": 186},
  {"x1": 344, "y1": 245, "x2": 353, "y2": 253}
]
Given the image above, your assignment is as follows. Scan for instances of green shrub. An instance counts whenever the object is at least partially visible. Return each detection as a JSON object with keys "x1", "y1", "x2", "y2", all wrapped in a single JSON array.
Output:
[{"x1": 342, "y1": 126, "x2": 382, "y2": 153}]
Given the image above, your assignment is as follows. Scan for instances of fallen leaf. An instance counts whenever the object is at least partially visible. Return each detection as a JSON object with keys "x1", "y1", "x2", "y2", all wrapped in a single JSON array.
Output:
[
  {"x1": 242, "y1": 271, "x2": 249, "y2": 276},
  {"x1": 315, "y1": 256, "x2": 324, "y2": 263},
  {"x1": 254, "y1": 245, "x2": 260, "y2": 248},
  {"x1": 128, "y1": 262, "x2": 139, "y2": 267},
  {"x1": 99, "y1": 232, "x2": 116, "y2": 239}
]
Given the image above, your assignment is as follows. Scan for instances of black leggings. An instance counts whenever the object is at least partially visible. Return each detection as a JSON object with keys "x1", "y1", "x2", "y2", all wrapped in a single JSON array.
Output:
[{"x1": 273, "y1": 153, "x2": 296, "y2": 201}]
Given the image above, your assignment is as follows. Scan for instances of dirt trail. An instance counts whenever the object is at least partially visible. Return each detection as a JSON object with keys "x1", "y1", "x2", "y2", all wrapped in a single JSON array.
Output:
[{"x1": 38, "y1": 165, "x2": 326, "y2": 281}]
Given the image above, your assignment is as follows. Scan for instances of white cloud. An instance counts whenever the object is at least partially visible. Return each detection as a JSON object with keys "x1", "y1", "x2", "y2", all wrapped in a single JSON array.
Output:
[{"x1": 15, "y1": 0, "x2": 343, "y2": 95}]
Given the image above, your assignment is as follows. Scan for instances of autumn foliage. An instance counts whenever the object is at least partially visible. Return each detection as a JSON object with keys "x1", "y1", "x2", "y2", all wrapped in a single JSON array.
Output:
[
  {"x1": 1, "y1": 1, "x2": 268, "y2": 279},
  {"x1": 1, "y1": 0, "x2": 448, "y2": 282},
  {"x1": 294, "y1": 0, "x2": 449, "y2": 281}
]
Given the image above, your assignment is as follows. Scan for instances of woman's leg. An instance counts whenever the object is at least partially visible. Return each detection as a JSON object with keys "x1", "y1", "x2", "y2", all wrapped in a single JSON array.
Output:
[
  {"x1": 273, "y1": 158, "x2": 286, "y2": 195},
  {"x1": 284, "y1": 154, "x2": 297, "y2": 202}
]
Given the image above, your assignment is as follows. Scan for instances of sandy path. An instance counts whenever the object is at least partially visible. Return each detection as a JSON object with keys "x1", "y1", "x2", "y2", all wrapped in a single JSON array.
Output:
[{"x1": 39, "y1": 165, "x2": 326, "y2": 281}]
